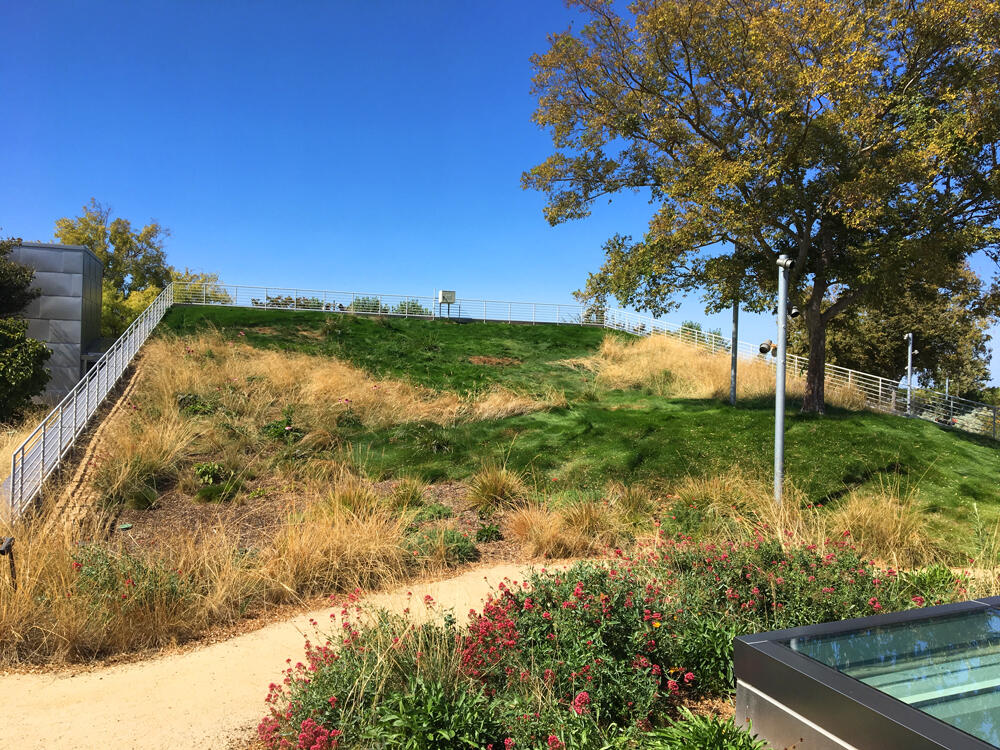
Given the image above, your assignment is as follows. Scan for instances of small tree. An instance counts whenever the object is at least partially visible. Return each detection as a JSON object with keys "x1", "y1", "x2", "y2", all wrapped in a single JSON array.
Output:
[
  {"x1": 0, "y1": 236, "x2": 50, "y2": 421},
  {"x1": 55, "y1": 199, "x2": 171, "y2": 337}
]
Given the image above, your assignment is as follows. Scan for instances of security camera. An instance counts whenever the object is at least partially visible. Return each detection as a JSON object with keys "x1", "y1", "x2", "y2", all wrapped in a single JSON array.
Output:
[
  {"x1": 776, "y1": 256, "x2": 796, "y2": 270},
  {"x1": 789, "y1": 306, "x2": 801, "y2": 319},
  {"x1": 759, "y1": 340, "x2": 773, "y2": 355}
]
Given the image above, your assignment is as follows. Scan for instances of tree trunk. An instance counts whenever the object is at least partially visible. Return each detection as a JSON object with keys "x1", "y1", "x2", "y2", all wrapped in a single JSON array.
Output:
[{"x1": 802, "y1": 315, "x2": 827, "y2": 414}]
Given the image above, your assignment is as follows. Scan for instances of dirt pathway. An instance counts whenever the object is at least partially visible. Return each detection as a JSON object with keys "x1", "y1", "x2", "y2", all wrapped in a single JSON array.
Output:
[{"x1": 0, "y1": 562, "x2": 557, "y2": 749}]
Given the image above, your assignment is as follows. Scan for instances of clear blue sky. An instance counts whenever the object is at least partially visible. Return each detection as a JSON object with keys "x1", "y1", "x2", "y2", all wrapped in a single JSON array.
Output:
[{"x1": 2, "y1": 1, "x2": 996, "y2": 384}]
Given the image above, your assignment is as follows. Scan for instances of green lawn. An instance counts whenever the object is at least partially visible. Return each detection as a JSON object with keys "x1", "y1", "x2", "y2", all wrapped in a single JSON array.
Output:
[
  {"x1": 162, "y1": 305, "x2": 609, "y2": 397},
  {"x1": 161, "y1": 306, "x2": 1000, "y2": 545}
]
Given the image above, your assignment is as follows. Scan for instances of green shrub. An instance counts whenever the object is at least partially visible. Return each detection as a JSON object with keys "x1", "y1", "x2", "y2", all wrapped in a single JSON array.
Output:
[
  {"x1": 194, "y1": 461, "x2": 229, "y2": 485},
  {"x1": 367, "y1": 675, "x2": 502, "y2": 748},
  {"x1": 195, "y1": 476, "x2": 243, "y2": 503},
  {"x1": 643, "y1": 708, "x2": 768, "y2": 749},
  {"x1": 176, "y1": 392, "x2": 215, "y2": 415},
  {"x1": 475, "y1": 523, "x2": 502, "y2": 542},
  {"x1": 412, "y1": 502, "x2": 454, "y2": 523},
  {"x1": 0, "y1": 318, "x2": 50, "y2": 422},
  {"x1": 406, "y1": 528, "x2": 479, "y2": 566},
  {"x1": 390, "y1": 299, "x2": 432, "y2": 317},
  {"x1": 262, "y1": 405, "x2": 304, "y2": 443},
  {"x1": 72, "y1": 545, "x2": 191, "y2": 618}
]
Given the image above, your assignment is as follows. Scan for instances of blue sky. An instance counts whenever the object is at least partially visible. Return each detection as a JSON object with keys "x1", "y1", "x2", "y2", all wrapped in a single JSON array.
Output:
[{"x1": 2, "y1": 1, "x2": 996, "y2": 384}]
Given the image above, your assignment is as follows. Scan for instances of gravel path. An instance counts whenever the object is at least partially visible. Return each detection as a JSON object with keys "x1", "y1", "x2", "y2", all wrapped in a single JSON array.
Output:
[{"x1": 0, "y1": 562, "x2": 555, "y2": 749}]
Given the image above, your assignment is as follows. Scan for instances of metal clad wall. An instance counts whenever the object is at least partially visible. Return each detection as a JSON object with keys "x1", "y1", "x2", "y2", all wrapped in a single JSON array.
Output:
[
  {"x1": 81, "y1": 249, "x2": 102, "y2": 349},
  {"x1": 9, "y1": 242, "x2": 103, "y2": 401}
]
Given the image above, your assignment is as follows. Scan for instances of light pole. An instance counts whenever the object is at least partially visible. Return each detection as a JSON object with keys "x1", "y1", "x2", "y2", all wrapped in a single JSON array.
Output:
[
  {"x1": 774, "y1": 254, "x2": 795, "y2": 505},
  {"x1": 730, "y1": 300, "x2": 739, "y2": 406},
  {"x1": 905, "y1": 333, "x2": 915, "y2": 415}
]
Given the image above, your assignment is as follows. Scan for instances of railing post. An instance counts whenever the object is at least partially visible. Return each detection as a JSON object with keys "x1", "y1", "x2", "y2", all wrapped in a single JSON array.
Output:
[
  {"x1": 39, "y1": 425, "x2": 46, "y2": 499},
  {"x1": 293, "y1": 290, "x2": 298, "y2": 310},
  {"x1": 483, "y1": 300, "x2": 486, "y2": 322},
  {"x1": 264, "y1": 288, "x2": 269, "y2": 309},
  {"x1": 557, "y1": 304, "x2": 561, "y2": 324},
  {"x1": 508, "y1": 302, "x2": 511, "y2": 323},
  {"x1": 203, "y1": 284, "x2": 207, "y2": 304},
  {"x1": 532, "y1": 304, "x2": 536, "y2": 325}
]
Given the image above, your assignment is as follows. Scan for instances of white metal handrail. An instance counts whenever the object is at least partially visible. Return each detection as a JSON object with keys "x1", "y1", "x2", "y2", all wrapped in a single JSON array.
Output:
[
  {"x1": 5, "y1": 279, "x2": 997, "y2": 517},
  {"x1": 2, "y1": 284, "x2": 174, "y2": 517}
]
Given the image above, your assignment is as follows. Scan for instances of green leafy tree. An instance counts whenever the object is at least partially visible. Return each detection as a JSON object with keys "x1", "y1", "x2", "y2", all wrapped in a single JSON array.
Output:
[
  {"x1": 54, "y1": 199, "x2": 171, "y2": 337},
  {"x1": 524, "y1": 0, "x2": 1000, "y2": 413},
  {"x1": 0, "y1": 235, "x2": 40, "y2": 317},
  {"x1": 789, "y1": 264, "x2": 996, "y2": 398},
  {"x1": 0, "y1": 235, "x2": 50, "y2": 421}
]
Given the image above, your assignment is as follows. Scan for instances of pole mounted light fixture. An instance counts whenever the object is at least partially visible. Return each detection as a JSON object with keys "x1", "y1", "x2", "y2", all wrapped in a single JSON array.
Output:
[
  {"x1": 905, "y1": 332, "x2": 915, "y2": 415},
  {"x1": 774, "y1": 254, "x2": 795, "y2": 505}
]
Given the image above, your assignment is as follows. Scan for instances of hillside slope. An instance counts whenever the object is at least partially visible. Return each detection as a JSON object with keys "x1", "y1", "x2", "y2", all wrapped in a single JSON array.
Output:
[{"x1": 162, "y1": 307, "x2": 1000, "y2": 543}]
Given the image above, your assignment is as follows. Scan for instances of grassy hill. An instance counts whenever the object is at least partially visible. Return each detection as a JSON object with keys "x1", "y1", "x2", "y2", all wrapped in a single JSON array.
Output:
[
  {"x1": 163, "y1": 306, "x2": 1000, "y2": 547},
  {"x1": 4, "y1": 304, "x2": 997, "y2": 667}
]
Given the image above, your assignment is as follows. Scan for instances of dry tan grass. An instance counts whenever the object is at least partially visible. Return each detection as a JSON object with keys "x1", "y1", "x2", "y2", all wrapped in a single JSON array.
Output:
[
  {"x1": 567, "y1": 333, "x2": 866, "y2": 408},
  {"x1": 0, "y1": 406, "x2": 50, "y2": 484},
  {"x1": 265, "y1": 501, "x2": 410, "y2": 601},
  {"x1": 78, "y1": 331, "x2": 556, "y2": 507},
  {"x1": 466, "y1": 463, "x2": 528, "y2": 511},
  {"x1": 0, "y1": 476, "x2": 415, "y2": 665},
  {"x1": 505, "y1": 500, "x2": 628, "y2": 559},
  {"x1": 93, "y1": 413, "x2": 204, "y2": 507},
  {"x1": 139, "y1": 331, "x2": 549, "y2": 431},
  {"x1": 671, "y1": 470, "x2": 941, "y2": 567}
]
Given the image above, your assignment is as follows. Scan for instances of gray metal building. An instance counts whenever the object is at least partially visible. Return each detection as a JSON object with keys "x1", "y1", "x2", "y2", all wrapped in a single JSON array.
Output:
[{"x1": 10, "y1": 242, "x2": 103, "y2": 401}]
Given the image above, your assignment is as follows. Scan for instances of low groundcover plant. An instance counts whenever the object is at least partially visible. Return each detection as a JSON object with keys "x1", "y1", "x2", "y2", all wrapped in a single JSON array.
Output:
[{"x1": 258, "y1": 537, "x2": 961, "y2": 749}]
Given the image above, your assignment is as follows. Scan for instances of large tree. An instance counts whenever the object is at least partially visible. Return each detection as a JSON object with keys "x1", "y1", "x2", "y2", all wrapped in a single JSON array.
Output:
[
  {"x1": 788, "y1": 264, "x2": 996, "y2": 397},
  {"x1": 524, "y1": 0, "x2": 1000, "y2": 412},
  {"x1": 54, "y1": 199, "x2": 172, "y2": 337}
]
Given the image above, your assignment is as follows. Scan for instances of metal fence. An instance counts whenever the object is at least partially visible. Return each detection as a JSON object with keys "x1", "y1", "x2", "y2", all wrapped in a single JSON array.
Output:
[
  {"x1": 4, "y1": 279, "x2": 998, "y2": 517},
  {"x1": 602, "y1": 307, "x2": 999, "y2": 438},
  {"x1": 1, "y1": 285, "x2": 174, "y2": 517}
]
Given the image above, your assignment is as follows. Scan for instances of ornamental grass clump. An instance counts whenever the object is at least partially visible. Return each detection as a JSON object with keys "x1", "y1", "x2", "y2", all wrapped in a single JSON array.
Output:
[{"x1": 466, "y1": 463, "x2": 528, "y2": 511}]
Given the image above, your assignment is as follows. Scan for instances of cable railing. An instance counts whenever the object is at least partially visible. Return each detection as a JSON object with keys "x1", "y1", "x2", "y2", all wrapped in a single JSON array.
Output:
[{"x1": 5, "y1": 280, "x2": 997, "y2": 518}]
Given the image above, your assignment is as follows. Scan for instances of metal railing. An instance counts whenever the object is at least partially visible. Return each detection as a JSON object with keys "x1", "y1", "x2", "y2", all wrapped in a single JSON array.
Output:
[
  {"x1": 5, "y1": 279, "x2": 997, "y2": 518},
  {"x1": 2, "y1": 284, "x2": 174, "y2": 517},
  {"x1": 603, "y1": 307, "x2": 999, "y2": 439}
]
